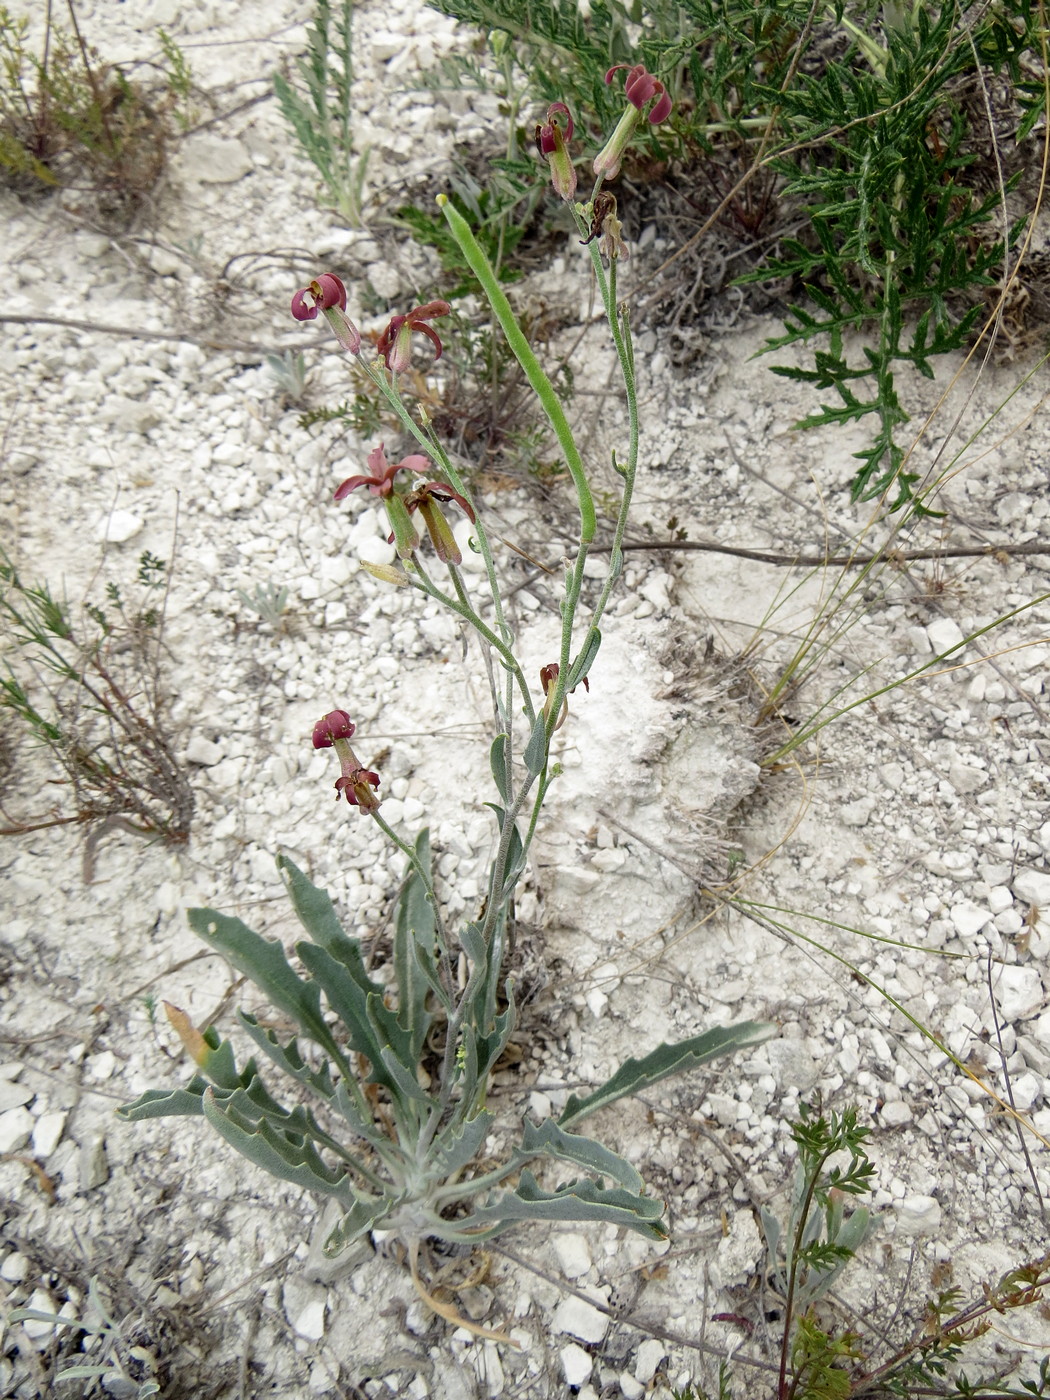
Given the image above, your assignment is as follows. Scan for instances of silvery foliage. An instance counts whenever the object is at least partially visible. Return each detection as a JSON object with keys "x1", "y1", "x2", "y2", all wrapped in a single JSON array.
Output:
[{"x1": 121, "y1": 840, "x2": 770, "y2": 1251}]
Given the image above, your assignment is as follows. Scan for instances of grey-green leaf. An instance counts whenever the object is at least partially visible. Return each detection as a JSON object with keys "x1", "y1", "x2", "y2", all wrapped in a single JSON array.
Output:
[
  {"x1": 559, "y1": 1021, "x2": 774, "y2": 1129},
  {"x1": 117, "y1": 1084, "x2": 209, "y2": 1121},
  {"x1": 323, "y1": 1193, "x2": 390, "y2": 1257},
  {"x1": 470, "y1": 1170, "x2": 666, "y2": 1240},
  {"x1": 202, "y1": 1088, "x2": 349, "y2": 1200},
  {"x1": 523, "y1": 711, "x2": 548, "y2": 776},
  {"x1": 434, "y1": 1111, "x2": 493, "y2": 1177},
  {"x1": 394, "y1": 829, "x2": 437, "y2": 1056},
  {"x1": 570, "y1": 627, "x2": 601, "y2": 688},
  {"x1": 489, "y1": 733, "x2": 510, "y2": 803},
  {"x1": 518, "y1": 1117, "x2": 642, "y2": 1193},
  {"x1": 187, "y1": 905, "x2": 342, "y2": 1065},
  {"x1": 278, "y1": 853, "x2": 357, "y2": 961}
]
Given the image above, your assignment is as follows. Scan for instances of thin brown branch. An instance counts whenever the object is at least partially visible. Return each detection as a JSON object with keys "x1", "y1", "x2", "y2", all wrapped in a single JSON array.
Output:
[
  {"x1": 598, "y1": 538, "x2": 1050, "y2": 567},
  {"x1": 0, "y1": 312, "x2": 319, "y2": 355}
]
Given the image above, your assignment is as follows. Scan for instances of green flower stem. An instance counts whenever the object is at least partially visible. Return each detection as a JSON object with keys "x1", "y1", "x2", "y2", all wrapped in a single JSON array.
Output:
[
  {"x1": 370, "y1": 809, "x2": 452, "y2": 983},
  {"x1": 515, "y1": 769, "x2": 552, "y2": 884},
  {"x1": 407, "y1": 557, "x2": 535, "y2": 724},
  {"x1": 541, "y1": 216, "x2": 641, "y2": 734},
  {"x1": 363, "y1": 359, "x2": 513, "y2": 652},
  {"x1": 438, "y1": 195, "x2": 596, "y2": 544},
  {"x1": 446, "y1": 561, "x2": 513, "y2": 738}
]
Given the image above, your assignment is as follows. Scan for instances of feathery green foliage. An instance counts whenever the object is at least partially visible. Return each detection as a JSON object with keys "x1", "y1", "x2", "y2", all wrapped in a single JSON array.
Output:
[
  {"x1": 423, "y1": 0, "x2": 1045, "y2": 506},
  {"x1": 274, "y1": 0, "x2": 370, "y2": 224}
]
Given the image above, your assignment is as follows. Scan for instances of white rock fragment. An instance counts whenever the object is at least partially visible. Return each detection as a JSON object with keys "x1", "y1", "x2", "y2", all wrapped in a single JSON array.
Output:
[
  {"x1": 619, "y1": 1374, "x2": 645, "y2": 1400},
  {"x1": 1013, "y1": 868, "x2": 1050, "y2": 909},
  {"x1": 948, "y1": 762, "x2": 986, "y2": 794},
  {"x1": 895, "y1": 1195, "x2": 941, "y2": 1235},
  {"x1": 923, "y1": 850, "x2": 974, "y2": 881},
  {"x1": 0, "y1": 1251, "x2": 29, "y2": 1282},
  {"x1": 0, "y1": 1080, "x2": 33, "y2": 1112},
  {"x1": 180, "y1": 133, "x2": 253, "y2": 183},
  {"x1": 85, "y1": 1050, "x2": 116, "y2": 1081},
  {"x1": 79, "y1": 1135, "x2": 109, "y2": 1191},
  {"x1": 926, "y1": 618, "x2": 965, "y2": 654},
  {"x1": 560, "y1": 1343, "x2": 593, "y2": 1388},
  {"x1": 550, "y1": 865, "x2": 601, "y2": 895},
  {"x1": 634, "y1": 1339, "x2": 667, "y2": 1384},
  {"x1": 880, "y1": 1100, "x2": 913, "y2": 1127},
  {"x1": 950, "y1": 901, "x2": 991, "y2": 938},
  {"x1": 994, "y1": 965, "x2": 1044, "y2": 1022},
  {"x1": 553, "y1": 1294, "x2": 609, "y2": 1344},
  {"x1": 1009, "y1": 1071, "x2": 1042, "y2": 1112},
  {"x1": 0, "y1": 1107, "x2": 33, "y2": 1153},
  {"x1": 840, "y1": 796, "x2": 876, "y2": 828},
  {"x1": 31, "y1": 1111, "x2": 66, "y2": 1157},
  {"x1": 293, "y1": 1298, "x2": 326, "y2": 1341},
  {"x1": 987, "y1": 886, "x2": 1013, "y2": 915},
  {"x1": 715, "y1": 1209, "x2": 763, "y2": 1287},
  {"x1": 186, "y1": 735, "x2": 224, "y2": 766},
  {"x1": 96, "y1": 509, "x2": 143, "y2": 544},
  {"x1": 357, "y1": 534, "x2": 397, "y2": 566},
  {"x1": 552, "y1": 1232, "x2": 592, "y2": 1280},
  {"x1": 475, "y1": 1342, "x2": 504, "y2": 1397},
  {"x1": 18, "y1": 1289, "x2": 58, "y2": 1343},
  {"x1": 765, "y1": 1039, "x2": 820, "y2": 1092}
]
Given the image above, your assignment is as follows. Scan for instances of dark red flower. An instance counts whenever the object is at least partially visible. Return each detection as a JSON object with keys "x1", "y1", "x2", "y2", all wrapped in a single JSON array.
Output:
[
  {"x1": 311, "y1": 709, "x2": 381, "y2": 814},
  {"x1": 377, "y1": 301, "x2": 451, "y2": 374},
  {"x1": 334, "y1": 444, "x2": 431, "y2": 502},
  {"x1": 594, "y1": 64, "x2": 673, "y2": 180},
  {"x1": 291, "y1": 273, "x2": 361, "y2": 353},
  {"x1": 312, "y1": 710, "x2": 355, "y2": 748},
  {"x1": 536, "y1": 102, "x2": 577, "y2": 202},
  {"x1": 334, "y1": 767, "x2": 381, "y2": 811},
  {"x1": 401, "y1": 480, "x2": 476, "y2": 564},
  {"x1": 606, "y1": 63, "x2": 673, "y2": 123}
]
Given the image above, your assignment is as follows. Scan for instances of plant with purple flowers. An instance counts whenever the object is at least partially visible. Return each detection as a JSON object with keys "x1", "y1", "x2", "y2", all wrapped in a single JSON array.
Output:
[{"x1": 120, "y1": 79, "x2": 770, "y2": 1333}]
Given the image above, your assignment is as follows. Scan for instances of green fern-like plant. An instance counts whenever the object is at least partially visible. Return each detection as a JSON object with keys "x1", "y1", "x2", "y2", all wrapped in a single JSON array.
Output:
[{"x1": 273, "y1": 0, "x2": 370, "y2": 225}]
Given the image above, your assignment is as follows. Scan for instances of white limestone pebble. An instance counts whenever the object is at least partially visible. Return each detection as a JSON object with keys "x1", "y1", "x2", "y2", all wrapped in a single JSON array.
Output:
[
  {"x1": 560, "y1": 1343, "x2": 593, "y2": 1387},
  {"x1": 0, "y1": 1107, "x2": 33, "y2": 1153},
  {"x1": 995, "y1": 965, "x2": 1044, "y2": 1022},
  {"x1": 0, "y1": 1080, "x2": 33, "y2": 1112},
  {"x1": 1009, "y1": 1071, "x2": 1042, "y2": 1112},
  {"x1": 475, "y1": 1342, "x2": 504, "y2": 1397},
  {"x1": 926, "y1": 617, "x2": 965, "y2": 653},
  {"x1": 96, "y1": 509, "x2": 143, "y2": 543},
  {"x1": 179, "y1": 133, "x2": 253, "y2": 183},
  {"x1": 895, "y1": 1195, "x2": 941, "y2": 1235},
  {"x1": 0, "y1": 1252, "x2": 29, "y2": 1282},
  {"x1": 765, "y1": 1039, "x2": 820, "y2": 1092},
  {"x1": 715, "y1": 1209, "x2": 763, "y2": 1287},
  {"x1": 620, "y1": 1374, "x2": 644, "y2": 1400},
  {"x1": 553, "y1": 1294, "x2": 608, "y2": 1344},
  {"x1": 880, "y1": 1100, "x2": 913, "y2": 1127},
  {"x1": 186, "y1": 735, "x2": 224, "y2": 766},
  {"x1": 31, "y1": 1111, "x2": 66, "y2": 1157},
  {"x1": 293, "y1": 1298, "x2": 326, "y2": 1341},
  {"x1": 949, "y1": 762, "x2": 986, "y2": 794},
  {"x1": 79, "y1": 1135, "x2": 109, "y2": 1192},
  {"x1": 1014, "y1": 868, "x2": 1050, "y2": 908},
  {"x1": 552, "y1": 1232, "x2": 592, "y2": 1280},
  {"x1": 950, "y1": 901, "x2": 992, "y2": 937},
  {"x1": 635, "y1": 1339, "x2": 667, "y2": 1384},
  {"x1": 17, "y1": 1289, "x2": 58, "y2": 1342}
]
